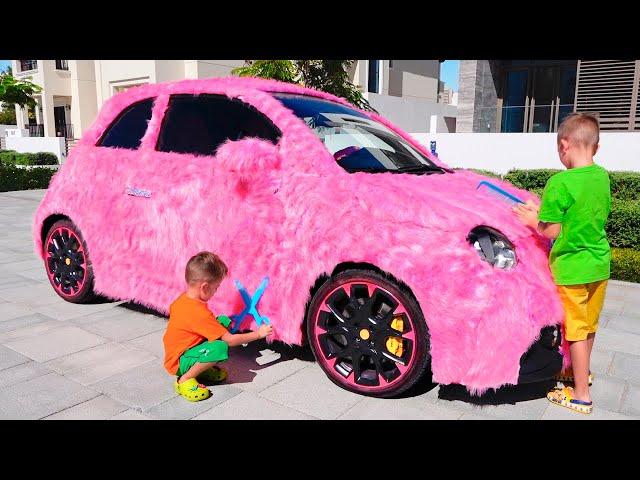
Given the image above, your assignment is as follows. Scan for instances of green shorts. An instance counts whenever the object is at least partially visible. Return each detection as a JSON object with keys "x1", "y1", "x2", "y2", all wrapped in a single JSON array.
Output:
[{"x1": 177, "y1": 340, "x2": 229, "y2": 377}]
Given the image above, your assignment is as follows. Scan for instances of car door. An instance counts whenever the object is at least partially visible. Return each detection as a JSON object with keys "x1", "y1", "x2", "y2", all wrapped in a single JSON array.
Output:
[
  {"x1": 133, "y1": 92, "x2": 287, "y2": 315},
  {"x1": 80, "y1": 96, "x2": 158, "y2": 302}
]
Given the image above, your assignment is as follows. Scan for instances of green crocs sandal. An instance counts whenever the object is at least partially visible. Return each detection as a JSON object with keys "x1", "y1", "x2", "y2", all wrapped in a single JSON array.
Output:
[
  {"x1": 197, "y1": 366, "x2": 228, "y2": 384},
  {"x1": 554, "y1": 370, "x2": 593, "y2": 386},
  {"x1": 176, "y1": 378, "x2": 210, "y2": 402}
]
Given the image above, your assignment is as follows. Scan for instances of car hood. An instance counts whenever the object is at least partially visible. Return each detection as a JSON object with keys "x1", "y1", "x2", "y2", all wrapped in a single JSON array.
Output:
[{"x1": 348, "y1": 168, "x2": 542, "y2": 243}]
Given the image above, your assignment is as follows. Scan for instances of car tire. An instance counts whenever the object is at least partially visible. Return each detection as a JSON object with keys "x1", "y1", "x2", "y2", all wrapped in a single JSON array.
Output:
[
  {"x1": 43, "y1": 219, "x2": 96, "y2": 303},
  {"x1": 306, "y1": 268, "x2": 431, "y2": 398}
]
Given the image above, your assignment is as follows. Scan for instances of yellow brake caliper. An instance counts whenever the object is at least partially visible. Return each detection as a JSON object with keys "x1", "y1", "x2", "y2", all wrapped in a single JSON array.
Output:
[{"x1": 386, "y1": 316, "x2": 404, "y2": 357}]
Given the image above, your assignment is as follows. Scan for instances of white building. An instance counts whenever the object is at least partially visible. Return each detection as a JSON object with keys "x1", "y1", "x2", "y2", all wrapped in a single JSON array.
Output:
[{"x1": 10, "y1": 59, "x2": 457, "y2": 149}]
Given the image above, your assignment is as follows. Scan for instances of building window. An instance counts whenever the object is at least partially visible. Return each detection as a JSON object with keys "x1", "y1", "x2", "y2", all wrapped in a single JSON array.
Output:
[
  {"x1": 157, "y1": 94, "x2": 281, "y2": 156},
  {"x1": 55, "y1": 60, "x2": 69, "y2": 70},
  {"x1": 19, "y1": 60, "x2": 38, "y2": 72},
  {"x1": 499, "y1": 61, "x2": 577, "y2": 133},
  {"x1": 368, "y1": 60, "x2": 380, "y2": 93},
  {"x1": 113, "y1": 82, "x2": 148, "y2": 95},
  {"x1": 97, "y1": 98, "x2": 155, "y2": 149}
]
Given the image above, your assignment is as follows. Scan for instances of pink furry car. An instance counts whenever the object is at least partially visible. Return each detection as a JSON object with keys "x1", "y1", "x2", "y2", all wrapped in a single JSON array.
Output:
[{"x1": 33, "y1": 77, "x2": 565, "y2": 398}]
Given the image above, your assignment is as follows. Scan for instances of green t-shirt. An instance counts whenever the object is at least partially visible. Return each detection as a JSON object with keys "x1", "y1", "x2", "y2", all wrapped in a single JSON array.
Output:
[{"x1": 538, "y1": 164, "x2": 611, "y2": 285}]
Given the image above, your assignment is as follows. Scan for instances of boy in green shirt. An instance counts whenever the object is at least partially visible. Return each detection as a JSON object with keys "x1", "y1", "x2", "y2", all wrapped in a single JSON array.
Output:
[{"x1": 514, "y1": 113, "x2": 611, "y2": 415}]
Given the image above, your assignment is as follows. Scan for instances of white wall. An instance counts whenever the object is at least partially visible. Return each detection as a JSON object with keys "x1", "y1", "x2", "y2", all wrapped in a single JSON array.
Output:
[
  {"x1": 369, "y1": 93, "x2": 457, "y2": 133},
  {"x1": 5, "y1": 136, "x2": 66, "y2": 163},
  {"x1": 0, "y1": 125, "x2": 18, "y2": 138},
  {"x1": 410, "y1": 132, "x2": 640, "y2": 173}
]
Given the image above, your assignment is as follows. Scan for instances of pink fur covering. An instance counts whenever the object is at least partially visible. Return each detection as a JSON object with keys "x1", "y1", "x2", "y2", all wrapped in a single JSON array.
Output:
[{"x1": 33, "y1": 77, "x2": 565, "y2": 394}]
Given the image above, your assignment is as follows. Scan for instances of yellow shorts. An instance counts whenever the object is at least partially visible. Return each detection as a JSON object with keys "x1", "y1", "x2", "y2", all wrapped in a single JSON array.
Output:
[{"x1": 557, "y1": 280, "x2": 608, "y2": 342}]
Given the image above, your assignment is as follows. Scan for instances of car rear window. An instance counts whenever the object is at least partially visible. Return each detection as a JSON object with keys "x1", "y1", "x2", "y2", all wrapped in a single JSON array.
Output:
[
  {"x1": 156, "y1": 94, "x2": 281, "y2": 156},
  {"x1": 97, "y1": 98, "x2": 155, "y2": 149}
]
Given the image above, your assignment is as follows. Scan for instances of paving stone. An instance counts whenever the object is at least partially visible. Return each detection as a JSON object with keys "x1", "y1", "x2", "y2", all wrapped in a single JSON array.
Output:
[
  {"x1": 589, "y1": 375, "x2": 626, "y2": 412},
  {"x1": 147, "y1": 384, "x2": 243, "y2": 420},
  {"x1": 608, "y1": 313, "x2": 640, "y2": 335},
  {"x1": 260, "y1": 365, "x2": 362, "y2": 419},
  {"x1": 93, "y1": 361, "x2": 177, "y2": 411},
  {"x1": 620, "y1": 383, "x2": 640, "y2": 417},
  {"x1": 541, "y1": 403, "x2": 634, "y2": 420},
  {"x1": 46, "y1": 342, "x2": 156, "y2": 385},
  {"x1": 2, "y1": 325, "x2": 106, "y2": 362},
  {"x1": 436, "y1": 396, "x2": 549, "y2": 420},
  {"x1": 595, "y1": 328, "x2": 640, "y2": 356},
  {"x1": 35, "y1": 299, "x2": 123, "y2": 322},
  {"x1": 194, "y1": 390, "x2": 316, "y2": 420},
  {"x1": 0, "y1": 303, "x2": 37, "y2": 322},
  {"x1": 0, "y1": 344, "x2": 30, "y2": 371},
  {"x1": 338, "y1": 396, "x2": 464, "y2": 420},
  {"x1": 0, "y1": 283, "x2": 63, "y2": 306},
  {"x1": 44, "y1": 395, "x2": 128, "y2": 420},
  {"x1": 110, "y1": 409, "x2": 152, "y2": 420},
  {"x1": 0, "y1": 372, "x2": 98, "y2": 419},
  {"x1": 609, "y1": 352, "x2": 640, "y2": 384},
  {"x1": 589, "y1": 349, "x2": 615, "y2": 375},
  {"x1": 458, "y1": 412, "x2": 494, "y2": 420},
  {"x1": 16, "y1": 268, "x2": 48, "y2": 283},
  {"x1": 126, "y1": 330, "x2": 164, "y2": 359},
  {"x1": 0, "y1": 361, "x2": 53, "y2": 388},
  {"x1": 0, "y1": 315, "x2": 61, "y2": 339},
  {"x1": 81, "y1": 310, "x2": 166, "y2": 342}
]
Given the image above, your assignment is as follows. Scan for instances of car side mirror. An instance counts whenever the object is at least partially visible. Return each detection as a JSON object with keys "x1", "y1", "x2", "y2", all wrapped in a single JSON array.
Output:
[{"x1": 215, "y1": 138, "x2": 281, "y2": 172}]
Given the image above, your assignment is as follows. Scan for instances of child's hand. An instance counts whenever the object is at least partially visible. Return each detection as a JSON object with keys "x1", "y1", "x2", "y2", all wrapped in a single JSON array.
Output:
[
  {"x1": 257, "y1": 324, "x2": 273, "y2": 339},
  {"x1": 512, "y1": 202, "x2": 539, "y2": 228}
]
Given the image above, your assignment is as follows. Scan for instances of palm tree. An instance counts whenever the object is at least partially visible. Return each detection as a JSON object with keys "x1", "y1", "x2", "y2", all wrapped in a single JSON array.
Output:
[{"x1": 232, "y1": 60, "x2": 375, "y2": 112}]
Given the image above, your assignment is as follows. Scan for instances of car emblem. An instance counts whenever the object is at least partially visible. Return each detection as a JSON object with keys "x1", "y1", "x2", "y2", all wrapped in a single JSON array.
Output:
[{"x1": 125, "y1": 186, "x2": 152, "y2": 198}]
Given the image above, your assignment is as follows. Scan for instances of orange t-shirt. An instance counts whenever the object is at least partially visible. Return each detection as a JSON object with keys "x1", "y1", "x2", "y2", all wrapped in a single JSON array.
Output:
[{"x1": 163, "y1": 293, "x2": 228, "y2": 375}]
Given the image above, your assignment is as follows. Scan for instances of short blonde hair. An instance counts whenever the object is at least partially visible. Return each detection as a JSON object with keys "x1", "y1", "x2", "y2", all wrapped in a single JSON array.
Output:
[
  {"x1": 557, "y1": 113, "x2": 600, "y2": 153},
  {"x1": 185, "y1": 251, "x2": 228, "y2": 285}
]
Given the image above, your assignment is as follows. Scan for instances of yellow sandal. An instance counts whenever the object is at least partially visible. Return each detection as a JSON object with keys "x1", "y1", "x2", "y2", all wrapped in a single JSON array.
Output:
[
  {"x1": 547, "y1": 386, "x2": 593, "y2": 415},
  {"x1": 197, "y1": 366, "x2": 228, "y2": 384},
  {"x1": 175, "y1": 378, "x2": 210, "y2": 402}
]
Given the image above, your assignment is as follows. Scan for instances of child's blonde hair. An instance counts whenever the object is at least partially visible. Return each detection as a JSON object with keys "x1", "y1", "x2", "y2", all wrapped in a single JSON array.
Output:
[
  {"x1": 557, "y1": 113, "x2": 600, "y2": 154},
  {"x1": 185, "y1": 251, "x2": 228, "y2": 285}
]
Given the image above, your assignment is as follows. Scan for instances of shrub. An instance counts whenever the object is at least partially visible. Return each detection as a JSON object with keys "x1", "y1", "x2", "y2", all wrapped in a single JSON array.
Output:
[
  {"x1": 0, "y1": 163, "x2": 56, "y2": 192},
  {"x1": 607, "y1": 200, "x2": 640, "y2": 249},
  {"x1": 504, "y1": 169, "x2": 561, "y2": 191},
  {"x1": 609, "y1": 171, "x2": 640, "y2": 201},
  {"x1": 0, "y1": 150, "x2": 58, "y2": 166},
  {"x1": 611, "y1": 248, "x2": 640, "y2": 283}
]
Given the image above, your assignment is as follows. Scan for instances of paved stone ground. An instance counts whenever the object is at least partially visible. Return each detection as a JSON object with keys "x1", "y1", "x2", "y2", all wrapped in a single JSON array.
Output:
[{"x1": 1, "y1": 189, "x2": 639, "y2": 420}]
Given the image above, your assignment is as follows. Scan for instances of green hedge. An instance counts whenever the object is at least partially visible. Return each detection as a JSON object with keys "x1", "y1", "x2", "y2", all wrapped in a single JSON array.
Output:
[
  {"x1": 504, "y1": 169, "x2": 640, "y2": 201},
  {"x1": 0, "y1": 150, "x2": 59, "y2": 166},
  {"x1": 611, "y1": 248, "x2": 640, "y2": 283},
  {"x1": 607, "y1": 200, "x2": 640, "y2": 249},
  {"x1": 0, "y1": 163, "x2": 56, "y2": 192}
]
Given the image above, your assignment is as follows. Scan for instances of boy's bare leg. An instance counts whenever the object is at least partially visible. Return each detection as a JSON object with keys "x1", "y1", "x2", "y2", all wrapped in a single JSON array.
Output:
[
  {"x1": 569, "y1": 339, "x2": 591, "y2": 402},
  {"x1": 178, "y1": 362, "x2": 217, "y2": 384}
]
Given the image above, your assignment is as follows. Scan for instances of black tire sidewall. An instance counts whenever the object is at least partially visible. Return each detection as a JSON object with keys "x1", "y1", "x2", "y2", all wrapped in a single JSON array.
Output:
[
  {"x1": 44, "y1": 219, "x2": 95, "y2": 303},
  {"x1": 306, "y1": 269, "x2": 431, "y2": 398}
]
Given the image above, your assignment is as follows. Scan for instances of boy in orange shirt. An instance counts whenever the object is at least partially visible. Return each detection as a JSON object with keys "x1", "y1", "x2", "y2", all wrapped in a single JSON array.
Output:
[{"x1": 163, "y1": 251, "x2": 273, "y2": 402}]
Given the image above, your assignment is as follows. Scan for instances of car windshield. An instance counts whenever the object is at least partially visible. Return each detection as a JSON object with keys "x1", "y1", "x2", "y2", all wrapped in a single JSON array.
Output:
[{"x1": 273, "y1": 93, "x2": 445, "y2": 174}]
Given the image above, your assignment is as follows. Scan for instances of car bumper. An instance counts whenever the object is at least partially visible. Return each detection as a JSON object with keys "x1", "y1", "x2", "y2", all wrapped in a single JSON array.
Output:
[{"x1": 517, "y1": 325, "x2": 563, "y2": 384}]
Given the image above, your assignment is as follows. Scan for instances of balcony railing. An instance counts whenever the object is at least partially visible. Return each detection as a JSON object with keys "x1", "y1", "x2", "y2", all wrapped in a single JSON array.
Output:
[
  {"x1": 55, "y1": 123, "x2": 74, "y2": 139},
  {"x1": 27, "y1": 124, "x2": 44, "y2": 137},
  {"x1": 19, "y1": 60, "x2": 38, "y2": 72},
  {"x1": 55, "y1": 60, "x2": 69, "y2": 70}
]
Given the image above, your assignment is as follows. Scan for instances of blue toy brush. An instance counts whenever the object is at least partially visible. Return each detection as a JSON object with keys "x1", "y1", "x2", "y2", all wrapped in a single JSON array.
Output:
[{"x1": 476, "y1": 180, "x2": 524, "y2": 206}]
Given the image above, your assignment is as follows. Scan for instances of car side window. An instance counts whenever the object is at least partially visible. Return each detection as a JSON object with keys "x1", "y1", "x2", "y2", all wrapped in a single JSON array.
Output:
[
  {"x1": 97, "y1": 98, "x2": 155, "y2": 149},
  {"x1": 156, "y1": 94, "x2": 281, "y2": 156}
]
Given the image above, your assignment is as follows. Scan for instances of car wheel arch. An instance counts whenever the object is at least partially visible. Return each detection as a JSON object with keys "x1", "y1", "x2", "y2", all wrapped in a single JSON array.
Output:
[
  {"x1": 40, "y1": 214, "x2": 71, "y2": 254},
  {"x1": 301, "y1": 260, "x2": 425, "y2": 344}
]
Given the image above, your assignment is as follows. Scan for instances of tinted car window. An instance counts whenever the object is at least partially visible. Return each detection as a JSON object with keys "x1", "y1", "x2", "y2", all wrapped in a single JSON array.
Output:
[
  {"x1": 97, "y1": 98, "x2": 154, "y2": 149},
  {"x1": 157, "y1": 94, "x2": 281, "y2": 155}
]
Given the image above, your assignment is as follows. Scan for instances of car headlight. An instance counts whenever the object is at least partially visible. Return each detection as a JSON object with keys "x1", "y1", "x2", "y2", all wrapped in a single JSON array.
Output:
[{"x1": 467, "y1": 226, "x2": 517, "y2": 270}]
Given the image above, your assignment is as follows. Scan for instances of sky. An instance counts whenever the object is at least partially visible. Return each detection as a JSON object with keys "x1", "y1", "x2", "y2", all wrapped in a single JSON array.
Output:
[
  {"x1": 1, "y1": 59, "x2": 461, "y2": 91},
  {"x1": 440, "y1": 60, "x2": 459, "y2": 91}
]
